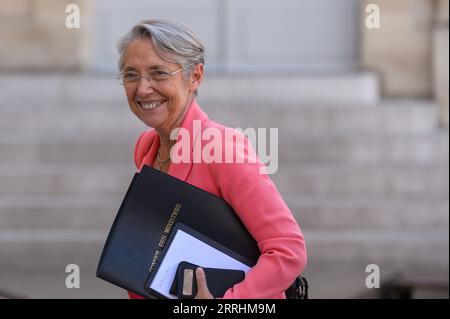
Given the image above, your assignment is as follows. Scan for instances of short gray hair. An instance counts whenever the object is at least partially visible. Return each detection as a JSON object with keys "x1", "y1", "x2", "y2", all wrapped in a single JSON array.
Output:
[{"x1": 117, "y1": 19, "x2": 205, "y2": 79}]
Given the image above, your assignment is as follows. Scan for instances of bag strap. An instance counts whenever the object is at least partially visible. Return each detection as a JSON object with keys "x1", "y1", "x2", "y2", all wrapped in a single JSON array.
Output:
[{"x1": 295, "y1": 276, "x2": 309, "y2": 299}]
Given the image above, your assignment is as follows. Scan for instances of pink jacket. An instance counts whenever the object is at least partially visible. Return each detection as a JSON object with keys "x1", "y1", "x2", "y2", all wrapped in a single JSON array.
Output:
[{"x1": 128, "y1": 99, "x2": 307, "y2": 299}]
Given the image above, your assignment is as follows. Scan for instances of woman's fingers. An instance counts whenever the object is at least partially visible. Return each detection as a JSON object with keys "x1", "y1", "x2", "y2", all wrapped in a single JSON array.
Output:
[{"x1": 194, "y1": 267, "x2": 213, "y2": 299}]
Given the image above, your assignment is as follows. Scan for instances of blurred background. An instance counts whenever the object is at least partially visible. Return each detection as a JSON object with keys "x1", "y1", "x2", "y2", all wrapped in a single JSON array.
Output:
[{"x1": 0, "y1": 0, "x2": 448, "y2": 299}]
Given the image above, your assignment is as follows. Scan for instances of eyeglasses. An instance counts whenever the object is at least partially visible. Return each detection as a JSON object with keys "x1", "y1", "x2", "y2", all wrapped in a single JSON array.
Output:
[{"x1": 117, "y1": 67, "x2": 184, "y2": 86}]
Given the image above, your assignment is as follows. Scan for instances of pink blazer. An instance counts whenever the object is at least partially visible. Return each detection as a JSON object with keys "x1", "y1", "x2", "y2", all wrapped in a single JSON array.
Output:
[{"x1": 128, "y1": 99, "x2": 307, "y2": 299}]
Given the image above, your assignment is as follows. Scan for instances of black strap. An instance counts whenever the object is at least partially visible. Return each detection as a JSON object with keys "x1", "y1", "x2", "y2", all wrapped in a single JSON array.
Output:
[
  {"x1": 285, "y1": 275, "x2": 308, "y2": 299},
  {"x1": 295, "y1": 276, "x2": 309, "y2": 299}
]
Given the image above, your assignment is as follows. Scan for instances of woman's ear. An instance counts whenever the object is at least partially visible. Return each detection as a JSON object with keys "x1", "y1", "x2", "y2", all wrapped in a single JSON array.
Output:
[{"x1": 188, "y1": 63, "x2": 204, "y2": 93}]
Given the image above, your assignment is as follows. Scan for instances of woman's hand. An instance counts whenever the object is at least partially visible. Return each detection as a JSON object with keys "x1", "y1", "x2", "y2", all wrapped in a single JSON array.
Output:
[{"x1": 194, "y1": 267, "x2": 214, "y2": 299}]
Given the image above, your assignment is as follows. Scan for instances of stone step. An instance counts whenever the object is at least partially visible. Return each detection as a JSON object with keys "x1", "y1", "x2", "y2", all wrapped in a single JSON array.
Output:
[
  {"x1": 0, "y1": 230, "x2": 108, "y2": 270},
  {"x1": 2, "y1": 260, "x2": 446, "y2": 299},
  {"x1": 301, "y1": 258, "x2": 449, "y2": 299},
  {"x1": 203, "y1": 100, "x2": 439, "y2": 135},
  {"x1": 287, "y1": 196, "x2": 449, "y2": 230},
  {"x1": 0, "y1": 163, "x2": 447, "y2": 198},
  {"x1": 0, "y1": 229, "x2": 446, "y2": 270},
  {"x1": 0, "y1": 194, "x2": 447, "y2": 232},
  {"x1": 1, "y1": 255, "x2": 446, "y2": 299},
  {"x1": 0, "y1": 132, "x2": 137, "y2": 165},
  {"x1": 0, "y1": 131, "x2": 448, "y2": 164},
  {"x1": 278, "y1": 132, "x2": 449, "y2": 164},
  {"x1": 273, "y1": 163, "x2": 449, "y2": 198},
  {"x1": 0, "y1": 104, "x2": 146, "y2": 134},
  {"x1": 0, "y1": 72, "x2": 379, "y2": 105},
  {"x1": 0, "y1": 195, "x2": 121, "y2": 232},
  {"x1": 303, "y1": 229, "x2": 449, "y2": 268},
  {"x1": 0, "y1": 164, "x2": 135, "y2": 197},
  {"x1": 0, "y1": 267, "x2": 127, "y2": 299},
  {"x1": 0, "y1": 100, "x2": 439, "y2": 135}
]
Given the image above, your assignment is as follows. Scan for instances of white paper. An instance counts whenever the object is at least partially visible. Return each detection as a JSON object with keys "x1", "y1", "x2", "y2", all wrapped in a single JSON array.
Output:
[{"x1": 148, "y1": 228, "x2": 251, "y2": 299}]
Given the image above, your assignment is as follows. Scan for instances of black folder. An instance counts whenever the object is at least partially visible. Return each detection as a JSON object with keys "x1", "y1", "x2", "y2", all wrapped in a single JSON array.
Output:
[{"x1": 96, "y1": 165, "x2": 260, "y2": 299}]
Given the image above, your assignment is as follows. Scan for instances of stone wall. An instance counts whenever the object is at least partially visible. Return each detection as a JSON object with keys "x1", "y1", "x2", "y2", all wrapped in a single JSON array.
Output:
[
  {"x1": 361, "y1": 0, "x2": 433, "y2": 98},
  {"x1": 1, "y1": 0, "x2": 448, "y2": 127},
  {"x1": 0, "y1": 0, "x2": 91, "y2": 71},
  {"x1": 433, "y1": 0, "x2": 449, "y2": 128},
  {"x1": 361, "y1": 0, "x2": 449, "y2": 127}
]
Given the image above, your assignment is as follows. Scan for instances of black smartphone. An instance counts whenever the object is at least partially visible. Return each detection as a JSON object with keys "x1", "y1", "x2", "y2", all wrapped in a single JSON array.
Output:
[{"x1": 170, "y1": 261, "x2": 245, "y2": 299}]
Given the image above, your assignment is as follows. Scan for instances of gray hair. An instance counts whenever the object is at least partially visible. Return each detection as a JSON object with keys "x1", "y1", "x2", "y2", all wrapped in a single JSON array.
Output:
[{"x1": 117, "y1": 19, "x2": 205, "y2": 79}]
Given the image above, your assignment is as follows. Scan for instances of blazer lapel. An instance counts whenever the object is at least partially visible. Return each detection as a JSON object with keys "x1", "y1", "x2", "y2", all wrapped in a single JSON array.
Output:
[{"x1": 168, "y1": 99, "x2": 208, "y2": 182}]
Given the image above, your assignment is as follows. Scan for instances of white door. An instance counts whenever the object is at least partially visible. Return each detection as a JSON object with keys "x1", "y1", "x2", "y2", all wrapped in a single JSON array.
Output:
[{"x1": 93, "y1": 0, "x2": 360, "y2": 73}]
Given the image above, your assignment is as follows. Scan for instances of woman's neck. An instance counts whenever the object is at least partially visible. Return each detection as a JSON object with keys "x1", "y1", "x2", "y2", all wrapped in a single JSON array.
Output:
[
  {"x1": 157, "y1": 95, "x2": 194, "y2": 156},
  {"x1": 156, "y1": 95, "x2": 193, "y2": 144}
]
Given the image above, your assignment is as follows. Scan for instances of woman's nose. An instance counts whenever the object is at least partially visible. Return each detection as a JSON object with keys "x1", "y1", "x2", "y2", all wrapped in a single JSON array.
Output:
[{"x1": 136, "y1": 77, "x2": 155, "y2": 96}]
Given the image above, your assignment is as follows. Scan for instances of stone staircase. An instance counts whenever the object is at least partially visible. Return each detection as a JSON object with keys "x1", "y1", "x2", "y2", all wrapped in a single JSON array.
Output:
[{"x1": 0, "y1": 74, "x2": 448, "y2": 298}]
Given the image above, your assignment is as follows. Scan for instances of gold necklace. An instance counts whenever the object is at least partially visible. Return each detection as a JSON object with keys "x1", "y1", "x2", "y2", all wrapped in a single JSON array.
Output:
[{"x1": 156, "y1": 148, "x2": 170, "y2": 171}]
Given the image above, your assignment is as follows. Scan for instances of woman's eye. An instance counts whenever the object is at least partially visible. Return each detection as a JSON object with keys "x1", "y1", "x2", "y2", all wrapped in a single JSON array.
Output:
[
  {"x1": 124, "y1": 72, "x2": 138, "y2": 80},
  {"x1": 152, "y1": 71, "x2": 169, "y2": 79}
]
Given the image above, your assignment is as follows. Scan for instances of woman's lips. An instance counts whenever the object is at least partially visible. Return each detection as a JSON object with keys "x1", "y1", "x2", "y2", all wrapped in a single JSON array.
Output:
[{"x1": 138, "y1": 100, "x2": 166, "y2": 110}]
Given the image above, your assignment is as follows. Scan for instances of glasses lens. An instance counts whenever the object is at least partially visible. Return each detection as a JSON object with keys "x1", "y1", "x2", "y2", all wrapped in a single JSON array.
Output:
[
  {"x1": 123, "y1": 72, "x2": 139, "y2": 83},
  {"x1": 150, "y1": 70, "x2": 171, "y2": 81},
  {"x1": 119, "y1": 69, "x2": 180, "y2": 85}
]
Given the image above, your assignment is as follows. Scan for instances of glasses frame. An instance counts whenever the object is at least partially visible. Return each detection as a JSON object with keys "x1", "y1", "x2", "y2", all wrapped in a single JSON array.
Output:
[{"x1": 117, "y1": 67, "x2": 184, "y2": 86}]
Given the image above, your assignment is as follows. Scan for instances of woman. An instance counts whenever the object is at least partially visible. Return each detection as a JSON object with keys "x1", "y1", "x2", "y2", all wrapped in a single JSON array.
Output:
[{"x1": 117, "y1": 19, "x2": 307, "y2": 299}]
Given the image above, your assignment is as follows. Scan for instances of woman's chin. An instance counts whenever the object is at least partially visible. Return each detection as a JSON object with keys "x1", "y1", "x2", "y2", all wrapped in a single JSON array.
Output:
[
  {"x1": 137, "y1": 106, "x2": 167, "y2": 128},
  {"x1": 141, "y1": 118, "x2": 164, "y2": 129}
]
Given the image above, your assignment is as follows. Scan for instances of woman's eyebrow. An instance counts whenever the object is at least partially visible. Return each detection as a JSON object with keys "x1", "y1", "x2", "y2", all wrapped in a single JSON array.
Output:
[
  {"x1": 124, "y1": 65, "x2": 168, "y2": 71},
  {"x1": 147, "y1": 65, "x2": 169, "y2": 70}
]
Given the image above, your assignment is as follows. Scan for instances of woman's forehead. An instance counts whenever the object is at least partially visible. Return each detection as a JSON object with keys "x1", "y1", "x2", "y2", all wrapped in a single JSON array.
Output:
[{"x1": 123, "y1": 38, "x2": 174, "y2": 69}]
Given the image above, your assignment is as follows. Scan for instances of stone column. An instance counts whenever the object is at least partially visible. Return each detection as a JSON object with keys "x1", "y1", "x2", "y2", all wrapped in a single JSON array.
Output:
[
  {"x1": 432, "y1": 0, "x2": 449, "y2": 128},
  {"x1": 361, "y1": 0, "x2": 434, "y2": 98},
  {"x1": 0, "y1": 0, "x2": 92, "y2": 71}
]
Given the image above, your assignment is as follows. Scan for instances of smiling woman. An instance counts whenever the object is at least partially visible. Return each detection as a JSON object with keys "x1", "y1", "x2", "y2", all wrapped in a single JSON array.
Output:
[
  {"x1": 116, "y1": 19, "x2": 307, "y2": 299},
  {"x1": 120, "y1": 38, "x2": 201, "y2": 145},
  {"x1": 116, "y1": 21, "x2": 205, "y2": 168}
]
